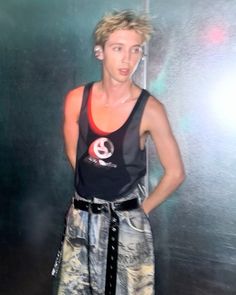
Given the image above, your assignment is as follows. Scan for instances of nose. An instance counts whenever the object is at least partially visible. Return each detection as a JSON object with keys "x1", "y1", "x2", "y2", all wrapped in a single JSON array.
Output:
[{"x1": 122, "y1": 49, "x2": 131, "y2": 63}]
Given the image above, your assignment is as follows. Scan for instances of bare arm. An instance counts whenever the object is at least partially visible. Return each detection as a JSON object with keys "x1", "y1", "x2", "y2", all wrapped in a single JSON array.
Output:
[
  {"x1": 141, "y1": 97, "x2": 185, "y2": 214},
  {"x1": 63, "y1": 86, "x2": 84, "y2": 170}
]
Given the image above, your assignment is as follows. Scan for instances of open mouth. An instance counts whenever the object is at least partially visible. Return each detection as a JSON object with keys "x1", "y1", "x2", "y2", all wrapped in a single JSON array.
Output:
[{"x1": 119, "y1": 68, "x2": 130, "y2": 76}]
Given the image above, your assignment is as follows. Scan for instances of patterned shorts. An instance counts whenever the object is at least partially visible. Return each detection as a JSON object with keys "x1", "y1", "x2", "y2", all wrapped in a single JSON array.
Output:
[{"x1": 55, "y1": 184, "x2": 155, "y2": 295}]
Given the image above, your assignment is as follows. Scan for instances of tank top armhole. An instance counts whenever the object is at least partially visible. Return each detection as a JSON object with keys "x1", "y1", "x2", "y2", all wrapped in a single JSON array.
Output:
[
  {"x1": 77, "y1": 81, "x2": 94, "y2": 123},
  {"x1": 74, "y1": 81, "x2": 94, "y2": 188}
]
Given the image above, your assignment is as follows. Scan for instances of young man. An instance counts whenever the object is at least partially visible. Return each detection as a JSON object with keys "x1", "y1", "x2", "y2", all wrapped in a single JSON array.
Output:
[{"x1": 55, "y1": 10, "x2": 185, "y2": 295}]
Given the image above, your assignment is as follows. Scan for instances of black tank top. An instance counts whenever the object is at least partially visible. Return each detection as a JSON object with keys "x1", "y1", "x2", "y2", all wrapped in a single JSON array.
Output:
[{"x1": 75, "y1": 82, "x2": 150, "y2": 201}]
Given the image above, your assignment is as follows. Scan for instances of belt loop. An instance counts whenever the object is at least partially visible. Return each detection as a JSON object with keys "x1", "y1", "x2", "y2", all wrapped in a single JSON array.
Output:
[
  {"x1": 88, "y1": 203, "x2": 92, "y2": 214},
  {"x1": 88, "y1": 197, "x2": 94, "y2": 214}
]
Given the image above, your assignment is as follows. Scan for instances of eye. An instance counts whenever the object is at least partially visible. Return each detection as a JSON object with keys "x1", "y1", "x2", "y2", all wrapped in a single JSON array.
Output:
[
  {"x1": 131, "y1": 46, "x2": 143, "y2": 54},
  {"x1": 112, "y1": 46, "x2": 123, "y2": 52}
]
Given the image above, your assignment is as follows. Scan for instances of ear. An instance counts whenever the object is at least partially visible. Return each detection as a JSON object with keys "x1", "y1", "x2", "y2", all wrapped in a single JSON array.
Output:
[{"x1": 94, "y1": 45, "x2": 104, "y2": 60}]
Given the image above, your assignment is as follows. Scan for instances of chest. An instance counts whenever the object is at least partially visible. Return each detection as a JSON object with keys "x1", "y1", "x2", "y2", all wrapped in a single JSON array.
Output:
[{"x1": 91, "y1": 102, "x2": 135, "y2": 133}]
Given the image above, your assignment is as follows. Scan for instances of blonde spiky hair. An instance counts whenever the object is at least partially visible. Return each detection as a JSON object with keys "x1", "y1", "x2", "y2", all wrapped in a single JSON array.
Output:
[{"x1": 94, "y1": 10, "x2": 153, "y2": 47}]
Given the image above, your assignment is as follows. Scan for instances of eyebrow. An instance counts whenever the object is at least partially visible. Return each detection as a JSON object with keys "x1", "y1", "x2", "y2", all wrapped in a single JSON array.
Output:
[
  {"x1": 108, "y1": 43, "x2": 123, "y2": 47},
  {"x1": 108, "y1": 43, "x2": 142, "y2": 47}
]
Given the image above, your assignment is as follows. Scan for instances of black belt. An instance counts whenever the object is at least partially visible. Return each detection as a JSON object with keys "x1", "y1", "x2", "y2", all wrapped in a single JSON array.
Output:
[
  {"x1": 73, "y1": 197, "x2": 140, "y2": 295},
  {"x1": 74, "y1": 197, "x2": 140, "y2": 213}
]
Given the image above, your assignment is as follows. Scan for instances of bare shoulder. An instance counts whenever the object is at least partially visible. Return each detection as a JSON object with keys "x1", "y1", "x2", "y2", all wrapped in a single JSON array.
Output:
[
  {"x1": 64, "y1": 85, "x2": 85, "y2": 119},
  {"x1": 65, "y1": 85, "x2": 84, "y2": 109},
  {"x1": 145, "y1": 95, "x2": 165, "y2": 112},
  {"x1": 141, "y1": 96, "x2": 175, "y2": 138},
  {"x1": 145, "y1": 95, "x2": 168, "y2": 121}
]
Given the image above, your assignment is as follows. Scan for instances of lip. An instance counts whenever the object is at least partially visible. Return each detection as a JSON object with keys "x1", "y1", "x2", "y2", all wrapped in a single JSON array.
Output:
[{"x1": 119, "y1": 68, "x2": 130, "y2": 76}]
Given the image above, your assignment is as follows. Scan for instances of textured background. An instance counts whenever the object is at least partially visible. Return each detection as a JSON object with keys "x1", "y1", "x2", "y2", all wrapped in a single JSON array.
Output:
[
  {"x1": 0, "y1": 0, "x2": 236, "y2": 294},
  {"x1": 147, "y1": 1, "x2": 236, "y2": 294}
]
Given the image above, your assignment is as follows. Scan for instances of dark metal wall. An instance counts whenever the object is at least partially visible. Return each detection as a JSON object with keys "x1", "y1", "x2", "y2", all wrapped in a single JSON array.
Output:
[
  {"x1": 0, "y1": 1, "x2": 143, "y2": 295},
  {"x1": 0, "y1": 1, "x2": 236, "y2": 295}
]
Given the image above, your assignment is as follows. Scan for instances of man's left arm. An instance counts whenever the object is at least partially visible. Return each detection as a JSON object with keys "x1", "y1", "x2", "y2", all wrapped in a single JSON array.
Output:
[{"x1": 141, "y1": 97, "x2": 185, "y2": 214}]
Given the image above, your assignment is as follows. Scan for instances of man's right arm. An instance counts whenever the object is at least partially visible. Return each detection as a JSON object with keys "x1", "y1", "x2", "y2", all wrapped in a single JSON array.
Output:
[{"x1": 63, "y1": 86, "x2": 84, "y2": 170}]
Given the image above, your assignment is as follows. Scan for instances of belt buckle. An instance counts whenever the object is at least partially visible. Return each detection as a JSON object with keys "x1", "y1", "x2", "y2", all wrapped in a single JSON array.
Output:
[{"x1": 88, "y1": 200, "x2": 107, "y2": 214}]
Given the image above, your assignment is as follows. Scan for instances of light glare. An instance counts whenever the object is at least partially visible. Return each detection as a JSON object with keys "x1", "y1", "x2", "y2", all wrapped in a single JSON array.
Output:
[{"x1": 210, "y1": 73, "x2": 236, "y2": 130}]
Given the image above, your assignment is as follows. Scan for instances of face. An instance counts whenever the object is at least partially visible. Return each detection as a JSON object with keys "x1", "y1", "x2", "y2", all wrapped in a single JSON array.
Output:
[{"x1": 98, "y1": 29, "x2": 144, "y2": 84}]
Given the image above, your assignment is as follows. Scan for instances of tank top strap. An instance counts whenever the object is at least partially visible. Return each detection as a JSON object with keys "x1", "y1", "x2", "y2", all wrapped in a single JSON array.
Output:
[
  {"x1": 134, "y1": 88, "x2": 150, "y2": 113},
  {"x1": 78, "y1": 82, "x2": 94, "y2": 135},
  {"x1": 124, "y1": 88, "x2": 150, "y2": 129},
  {"x1": 80, "y1": 81, "x2": 94, "y2": 111}
]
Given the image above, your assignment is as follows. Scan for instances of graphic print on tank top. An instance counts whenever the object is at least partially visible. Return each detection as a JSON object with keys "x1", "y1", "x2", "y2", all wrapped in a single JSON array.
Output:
[{"x1": 85, "y1": 136, "x2": 117, "y2": 168}]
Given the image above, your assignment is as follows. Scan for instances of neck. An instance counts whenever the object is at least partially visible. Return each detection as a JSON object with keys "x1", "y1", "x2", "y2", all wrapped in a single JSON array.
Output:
[{"x1": 99, "y1": 79, "x2": 134, "y2": 106}]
